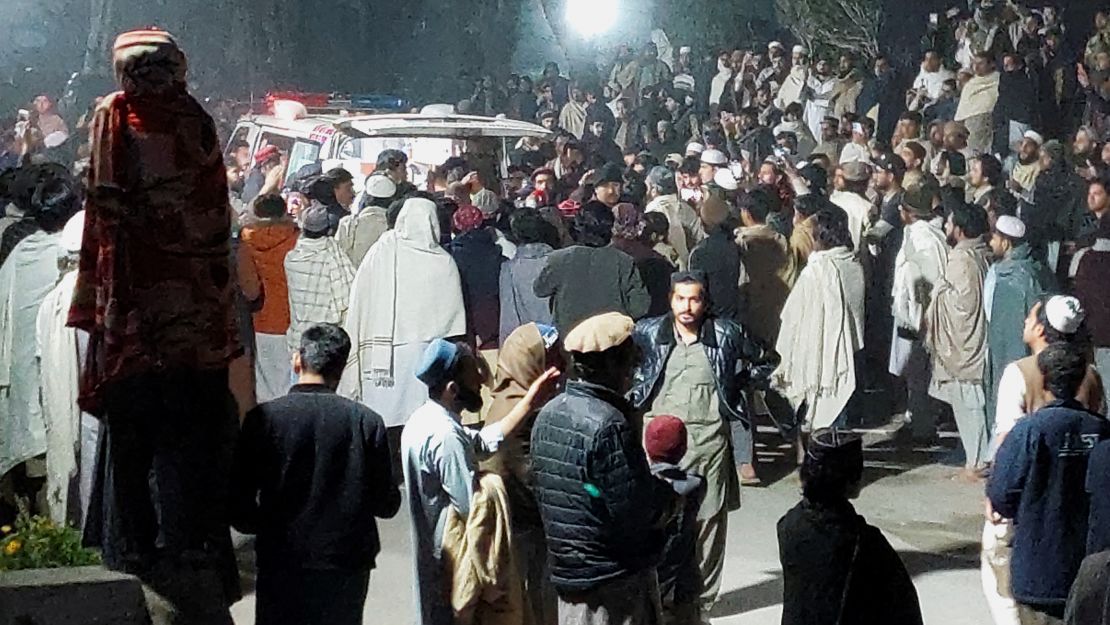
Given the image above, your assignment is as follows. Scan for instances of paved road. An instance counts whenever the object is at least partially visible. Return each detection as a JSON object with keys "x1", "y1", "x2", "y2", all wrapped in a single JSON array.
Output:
[{"x1": 231, "y1": 428, "x2": 993, "y2": 625}]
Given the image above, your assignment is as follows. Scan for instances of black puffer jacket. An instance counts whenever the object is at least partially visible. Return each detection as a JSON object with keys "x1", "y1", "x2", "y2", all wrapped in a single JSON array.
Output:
[
  {"x1": 628, "y1": 314, "x2": 780, "y2": 426},
  {"x1": 530, "y1": 380, "x2": 672, "y2": 592}
]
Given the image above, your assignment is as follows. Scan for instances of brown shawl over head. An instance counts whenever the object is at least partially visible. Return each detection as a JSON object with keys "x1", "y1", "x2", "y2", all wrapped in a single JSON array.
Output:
[
  {"x1": 482, "y1": 323, "x2": 550, "y2": 529},
  {"x1": 68, "y1": 29, "x2": 239, "y2": 414}
]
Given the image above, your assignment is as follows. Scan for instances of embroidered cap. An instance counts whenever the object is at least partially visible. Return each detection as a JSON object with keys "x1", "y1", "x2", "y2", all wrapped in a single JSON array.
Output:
[{"x1": 1045, "y1": 295, "x2": 1086, "y2": 335}]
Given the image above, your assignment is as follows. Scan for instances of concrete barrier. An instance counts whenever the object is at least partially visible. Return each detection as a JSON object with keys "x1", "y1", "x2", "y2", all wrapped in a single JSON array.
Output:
[{"x1": 0, "y1": 566, "x2": 151, "y2": 625}]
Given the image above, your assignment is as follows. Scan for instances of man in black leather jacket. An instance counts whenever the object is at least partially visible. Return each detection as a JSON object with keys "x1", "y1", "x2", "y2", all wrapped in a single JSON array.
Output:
[{"x1": 628, "y1": 271, "x2": 779, "y2": 615}]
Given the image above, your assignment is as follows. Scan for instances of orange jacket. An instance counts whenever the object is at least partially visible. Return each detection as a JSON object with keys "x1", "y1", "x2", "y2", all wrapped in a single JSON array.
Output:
[{"x1": 240, "y1": 221, "x2": 299, "y2": 334}]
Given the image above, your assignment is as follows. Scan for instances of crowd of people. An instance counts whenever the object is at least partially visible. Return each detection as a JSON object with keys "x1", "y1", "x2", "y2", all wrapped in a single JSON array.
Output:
[{"x1": 4, "y1": 2, "x2": 1110, "y2": 625}]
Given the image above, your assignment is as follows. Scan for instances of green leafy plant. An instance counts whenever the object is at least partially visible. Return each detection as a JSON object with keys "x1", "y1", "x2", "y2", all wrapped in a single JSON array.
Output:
[{"x1": 0, "y1": 501, "x2": 100, "y2": 571}]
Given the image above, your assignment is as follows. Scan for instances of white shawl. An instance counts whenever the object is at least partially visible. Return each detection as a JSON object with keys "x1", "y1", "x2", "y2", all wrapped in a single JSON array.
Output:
[
  {"x1": 0, "y1": 231, "x2": 64, "y2": 476},
  {"x1": 829, "y1": 191, "x2": 873, "y2": 253},
  {"x1": 36, "y1": 270, "x2": 83, "y2": 524},
  {"x1": 773, "y1": 247, "x2": 866, "y2": 430},
  {"x1": 341, "y1": 198, "x2": 466, "y2": 397},
  {"x1": 775, "y1": 67, "x2": 808, "y2": 110},
  {"x1": 709, "y1": 60, "x2": 733, "y2": 107},
  {"x1": 955, "y1": 71, "x2": 1000, "y2": 122},
  {"x1": 891, "y1": 220, "x2": 949, "y2": 333},
  {"x1": 559, "y1": 100, "x2": 588, "y2": 139}
]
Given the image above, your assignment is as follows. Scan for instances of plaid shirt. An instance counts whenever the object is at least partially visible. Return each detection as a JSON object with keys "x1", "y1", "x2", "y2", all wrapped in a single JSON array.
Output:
[{"x1": 283, "y1": 236, "x2": 356, "y2": 351}]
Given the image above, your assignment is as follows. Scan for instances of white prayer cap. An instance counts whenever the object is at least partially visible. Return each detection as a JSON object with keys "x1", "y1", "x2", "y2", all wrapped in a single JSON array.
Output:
[
  {"x1": 713, "y1": 168, "x2": 739, "y2": 191},
  {"x1": 679, "y1": 46, "x2": 691, "y2": 55},
  {"x1": 43, "y1": 131, "x2": 68, "y2": 149},
  {"x1": 768, "y1": 41, "x2": 784, "y2": 50},
  {"x1": 700, "y1": 148, "x2": 728, "y2": 166},
  {"x1": 365, "y1": 174, "x2": 397, "y2": 199},
  {"x1": 995, "y1": 215, "x2": 1026, "y2": 239},
  {"x1": 1044, "y1": 295, "x2": 1086, "y2": 335},
  {"x1": 851, "y1": 122, "x2": 866, "y2": 135},
  {"x1": 792, "y1": 45, "x2": 808, "y2": 56},
  {"x1": 61, "y1": 210, "x2": 85, "y2": 253},
  {"x1": 1023, "y1": 130, "x2": 1045, "y2": 146},
  {"x1": 685, "y1": 142, "x2": 706, "y2": 156}
]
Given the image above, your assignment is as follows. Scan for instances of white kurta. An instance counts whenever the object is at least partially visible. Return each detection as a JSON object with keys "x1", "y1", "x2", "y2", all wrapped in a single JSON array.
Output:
[
  {"x1": 803, "y1": 75, "x2": 838, "y2": 141},
  {"x1": 0, "y1": 231, "x2": 64, "y2": 477},
  {"x1": 913, "y1": 66, "x2": 956, "y2": 100},
  {"x1": 401, "y1": 400, "x2": 503, "y2": 625}
]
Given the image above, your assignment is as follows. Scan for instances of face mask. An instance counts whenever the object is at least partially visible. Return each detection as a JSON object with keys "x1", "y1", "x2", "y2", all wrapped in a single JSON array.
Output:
[{"x1": 458, "y1": 383, "x2": 484, "y2": 414}]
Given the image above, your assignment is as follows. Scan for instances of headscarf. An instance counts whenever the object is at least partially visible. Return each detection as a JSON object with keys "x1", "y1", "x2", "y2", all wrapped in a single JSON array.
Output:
[
  {"x1": 483, "y1": 323, "x2": 557, "y2": 529},
  {"x1": 340, "y1": 198, "x2": 466, "y2": 391},
  {"x1": 487, "y1": 323, "x2": 554, "y2": 423},
  {"x1": 611, "y1": 202, "x2": 645, "y2": 240}
]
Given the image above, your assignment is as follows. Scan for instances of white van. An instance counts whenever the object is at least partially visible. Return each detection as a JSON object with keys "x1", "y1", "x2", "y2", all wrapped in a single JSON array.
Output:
[{"x1": 226, "y1": 107, "x2": 552, "y2": 192}]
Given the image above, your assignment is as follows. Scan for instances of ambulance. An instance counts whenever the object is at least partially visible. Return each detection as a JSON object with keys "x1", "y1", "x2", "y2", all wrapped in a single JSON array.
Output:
[{"x1": 225, "y1": 99, "x2": 552, "y2": 192}]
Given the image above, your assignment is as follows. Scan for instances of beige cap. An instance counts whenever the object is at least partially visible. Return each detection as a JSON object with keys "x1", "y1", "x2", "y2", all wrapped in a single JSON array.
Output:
[
  {"x1": 841, "y1": 161, "x2": 871, "y2": 182},
  {"x1": 564, "y1": 312, "x2": 635, "y2": 354}
]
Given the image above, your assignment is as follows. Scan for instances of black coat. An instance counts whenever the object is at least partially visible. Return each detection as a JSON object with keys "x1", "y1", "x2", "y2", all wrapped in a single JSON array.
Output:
[
  {"x1": 651, "y1": 462, "x2": 705, "y2": 611},
  {"x1": 448, "y1": 228, "x2": 504, "y2": 348},
  {"x1": 534, "y1": 244, "x2": 651, "y2": 336},
  {"x1": 628, "y1": 314, "x2": 779, "y2": 427},
  {"x1": 530, "y1": 380, "x2": 672, "y2": 593},
  {"x1": 778, "y1": 499, "x2": 923, "y2": 625},
  {"x1": 1065, "y1": 551, "x2": 1110, "y2": 625},
  {"x1": 731, "y1": 126, "x2": 775, "y2": 166},
  {"x1": 230, "y1": 384, "x2": 401, "y2": 571},
  {"x1": 689, "y1": 229, "x2": 742, "y2": 321}
]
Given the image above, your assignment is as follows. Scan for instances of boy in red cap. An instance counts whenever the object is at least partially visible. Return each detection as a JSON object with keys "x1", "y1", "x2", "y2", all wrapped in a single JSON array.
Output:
[{"x1": 646, "y1": 415, "x2": 707, "y2": 625}]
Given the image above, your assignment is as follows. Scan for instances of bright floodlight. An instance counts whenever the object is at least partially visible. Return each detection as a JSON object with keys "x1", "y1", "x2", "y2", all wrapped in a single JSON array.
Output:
[{"x1": 566, "y1": 0, "x2": 618, "y2": 37}]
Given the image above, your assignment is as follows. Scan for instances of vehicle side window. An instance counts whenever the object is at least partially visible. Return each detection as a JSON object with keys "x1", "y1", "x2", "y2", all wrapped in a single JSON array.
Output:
[
  {"x1": 258, "y1": 132, "x2": 296, "y2": 155},
  {"x1": 285, "y1": 140, "x2": 323, "y2": 185},
  {"x1": 337, "y1": 137, "x2": 360, "y2": 159},
  {"x1": 224, "y1": 126, "x2": 253, "y2": 159}
]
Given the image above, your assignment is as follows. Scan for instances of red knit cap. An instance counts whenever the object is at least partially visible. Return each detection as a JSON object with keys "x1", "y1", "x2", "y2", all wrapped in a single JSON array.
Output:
[{"x1": 645, "y1": 415, "x2": 688, "y2": 465}]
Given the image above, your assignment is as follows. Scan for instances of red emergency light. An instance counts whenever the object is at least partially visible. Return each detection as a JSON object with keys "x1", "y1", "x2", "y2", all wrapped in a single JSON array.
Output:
[{"x1": 264, "y1": 91, "x2": 331, "y2": 113}]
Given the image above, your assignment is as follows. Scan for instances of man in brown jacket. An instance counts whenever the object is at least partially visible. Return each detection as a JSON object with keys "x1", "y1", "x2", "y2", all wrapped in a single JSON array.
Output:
[
  {"x1": 925, "y1": 202, "x2": 993, "y2": 475},
  {"x1": 737, "y1": 187, "x2": 792, "y2": 346}
]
